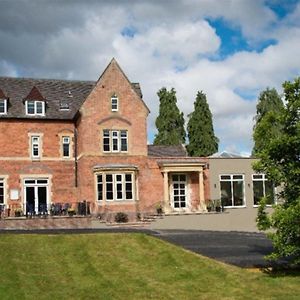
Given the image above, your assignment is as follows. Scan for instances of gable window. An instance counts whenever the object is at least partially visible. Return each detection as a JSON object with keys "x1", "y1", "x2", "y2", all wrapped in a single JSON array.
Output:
[
  {"x1": 97, "y1": 173, "x2": 134, "y2": 202},
  {"x1": 62, "y1": 137, "x2": 71, "y2": 158},
  {"x1": 31, "y1": 136, "x2": 40, "y2": 158},
  {"x1": 220, "y1": 174, "x2": 245, "y2": 207},
  {"x1": 252, "y1": 174, "x2": 274, "y2": 205},
  {"x1": 0, "y1": 99, "x2": 7, "y2": 114},
  {"x1": 26, "y1": 100, "x2": 45, "y2": 116},
  {"x1": 111, "y1": 96, "x2": 118, "y2": 112},
  {"x1": 102, "y1": 129, "x2": 128, "y2": 153}
]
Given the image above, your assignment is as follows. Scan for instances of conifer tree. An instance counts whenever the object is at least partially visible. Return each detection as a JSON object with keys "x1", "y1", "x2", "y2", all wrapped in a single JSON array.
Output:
[
  {"x1": 252, "y1": 88, "x2": 284, "y2": 155},
  {"x1": 154, "y1": 87, "x2": 185, "y2": 145},
  {"x1": 187, "y1": 91, "x2": 218, "y2": 156}
]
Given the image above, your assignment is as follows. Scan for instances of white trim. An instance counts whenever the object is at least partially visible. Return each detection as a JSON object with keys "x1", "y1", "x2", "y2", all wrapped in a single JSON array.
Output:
[
  {"x1": 102, "y1": 129, "x2": 128, "y2": 153},
  {"x1": 111, "y1": 96, "x2": 118, "y2": 112},
  {"x1": 219, "y1": 174, "x2": 246, "y2": 207},
  {"x1": 170, "y1": 173, "x2": 189, "y2": 210},
  {"x1": 23, "y1": 177, "x2": 50, "y2": 214},
  {"x1": 0, "y1": 99, "x2": 7, "y2": 115},
  {"x1": 31, "y1": 135, "x2": 41, "y2": 159},
  {"x1": 62, "y1": 136, "x2": 71, "y2": 158},
  {"x1": 26, "y1": 100, "x2": 45, "y2": 116},
  {"x1": 96, "y1": 171, "x2": 135, "y2": 203},
  {"x1": 252, "y1": 173, "x2": 275, "y2": 206}
]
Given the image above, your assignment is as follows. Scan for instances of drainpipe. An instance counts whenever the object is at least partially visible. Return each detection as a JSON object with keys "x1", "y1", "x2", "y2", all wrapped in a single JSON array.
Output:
[{"x1": 74, "y1": 127, "x2": 78, "y2": 187}]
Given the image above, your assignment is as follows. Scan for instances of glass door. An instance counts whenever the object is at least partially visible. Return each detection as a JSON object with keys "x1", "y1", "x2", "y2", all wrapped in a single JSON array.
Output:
[{"x1": 171, "y1": 174, "x2": 187, "y2": 209}]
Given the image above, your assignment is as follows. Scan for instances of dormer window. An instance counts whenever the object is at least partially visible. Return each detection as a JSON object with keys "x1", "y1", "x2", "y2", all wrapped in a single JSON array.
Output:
[
  {"x1": 111, "y1": 96, "x2": 118, "y2": 112},
  {"x1": 24, "y1": 86, "x2": 46, "y2": 116},
  {"x1": 26, "y1": 100, "x2": 45, "y2": 116},
  {"x1": 0, "y1": 99, "x2": 7, "y2": 115}
]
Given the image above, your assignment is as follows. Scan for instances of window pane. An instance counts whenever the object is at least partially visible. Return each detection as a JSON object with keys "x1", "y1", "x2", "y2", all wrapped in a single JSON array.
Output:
[
  {"x1": 27, "y1": 101, "x2": 35, "y2": 114},
  {"x1": 220, "y1": 181, "x2": 232, "y2": 206},
  {"x1": 0, "y1": 100, "x2": 5, "y2": 113},
  {"x1": 112, "y1": 138, "x2": 118, "y2": 151},
  {"x1": 63, "y1": 144, "x2": 70, "y2": 157},
  {"x1": 233, "y1": 181, "x2": 244, "y2": 206},
  {"x1": 106, "y1": 183, "x2": 113, "y2": 200},
  {"x1": 103, "y1": 130, "x2": 110, "y2": 152},
  {"x1": 220, "y1": 175, "x2": 231, "y2": 180},
  {"x1": 121, "y1": 131, "x2": 127, "y2": 152},
  {"x1": 116, "y1": 183, "x2": 123, "y2": 199},
  {"x1": 265, "y1": 181, "x2": 275, "y2": 205},
  {"x1": 253, "y1": 174, "x2": 263, "y2": 180},
  {"x1": 97, "y1": 175, "x2": 103, "y2": 201},
  {"x1": 125, "y1": 174, "x2": 132, "y2": 182},
  {"x1": 111, "y1": 98, "x2": 118, "y2": 111},
  {"x1": 36, "y1": 102, "x2": 43, "y2": 114},
  {"x1": 253, "y1": 180, "x2": 264, "y2": 205},
  {"x1": 0, "y1": 181, "x2": 3, "y2": 204},
  {"x1": 106, "y1": 174, "x2": 113, "y2": 182},
  {"x1": 233, "y1": 175, "x2": 243, "y2": 180},
  {"x1": 37, "y1": 179, "x2": 48, "y2": 184}
]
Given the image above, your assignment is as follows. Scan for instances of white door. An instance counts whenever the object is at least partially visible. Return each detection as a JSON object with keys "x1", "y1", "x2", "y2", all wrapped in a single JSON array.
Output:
[{"x1": 171, "y1": 174, "x2": 187, "y2": 209}]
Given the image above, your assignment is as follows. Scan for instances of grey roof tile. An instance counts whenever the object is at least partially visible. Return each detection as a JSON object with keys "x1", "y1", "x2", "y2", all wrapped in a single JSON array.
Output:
[
  {"x1": 148, "y1": 145, "x2": 188, "y2": 157},
  {"x1": 0, "y1": 77, "x2": 95, "y2": 120}
]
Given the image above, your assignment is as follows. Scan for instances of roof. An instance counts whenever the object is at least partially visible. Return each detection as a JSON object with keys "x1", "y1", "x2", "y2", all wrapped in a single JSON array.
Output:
[
  {"x1": 0, "y1": 76, "x2": 95, "y2": 120},
  {"x1": 148, "y1": 145, "x2": 188, "y2": 157},
  {"x1": 0, "y1": 60, "x2": 145, "y2": 120},
  {"x1": 210, "y1": 151, "x2": 243, "y2": 158}
]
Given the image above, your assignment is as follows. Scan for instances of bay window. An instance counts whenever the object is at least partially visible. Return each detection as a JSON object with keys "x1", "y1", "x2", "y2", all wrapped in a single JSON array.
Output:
[{"x1": 97, "y1": 173, "x2": 134, "y2": 202}]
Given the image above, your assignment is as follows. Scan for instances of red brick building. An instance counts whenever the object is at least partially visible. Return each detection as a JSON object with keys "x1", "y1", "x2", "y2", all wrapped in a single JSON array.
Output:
[{"x1": 0, "y1": 59, "x2": 209, "y2": 219}]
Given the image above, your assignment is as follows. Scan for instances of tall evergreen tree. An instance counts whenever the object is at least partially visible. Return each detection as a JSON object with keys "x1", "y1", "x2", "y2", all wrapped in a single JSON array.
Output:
[
  {"x1": 187, "y1": 91, "x2": 218, "y2": 156},
  {"x1": 252, "y1": 88, "x2": 284, "y2": 155},
  {"x1": 154, "y1": 87, "x2": 185, "y2": 145}
]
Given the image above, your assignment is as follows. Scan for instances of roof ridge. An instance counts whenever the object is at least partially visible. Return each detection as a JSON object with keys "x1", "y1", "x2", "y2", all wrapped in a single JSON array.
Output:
[{"x1": 0, "y1": 75, "x2": 95, "y2": 85}]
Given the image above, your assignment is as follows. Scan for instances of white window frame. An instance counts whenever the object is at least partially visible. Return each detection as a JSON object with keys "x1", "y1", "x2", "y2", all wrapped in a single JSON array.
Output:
[
  {"x1": 0, "y1": 178, "x2": 6, "y2": 208},
  {"x1": 0, "y1": 99, "x2": 7, "y2": 115},
  {"x1": 26, "y1": 100, "x2": 45, "y2": 116},
  {"x1": 112, "y1": 130, "x2": 120, "y2": 152},
  {"x1": 62, "y1": 136, "x2": 71, "y2": 158},
  {"x1": 252, "y1": 174, "x2": 275, "y2": 206},
  {"x1": 102, "y1": 129, "x2": 128, "y2": 153},
  {"x1": 31, "y1": 136, "x2": 40, "y2": 159},
  {"x1": 96, "y1": 172, "x2": 134, "y2": 202},
  {"x1": 111, "y1": 96, "x2": 118, "y2": 112},
  {"x1": 219, "y1": 174, "x2": 245, "y2": 208}
]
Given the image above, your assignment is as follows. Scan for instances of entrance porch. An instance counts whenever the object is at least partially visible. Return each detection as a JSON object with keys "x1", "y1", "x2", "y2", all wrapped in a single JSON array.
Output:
[{"x1": 158, "y1": 160, "x2": 207, "y2": 214}]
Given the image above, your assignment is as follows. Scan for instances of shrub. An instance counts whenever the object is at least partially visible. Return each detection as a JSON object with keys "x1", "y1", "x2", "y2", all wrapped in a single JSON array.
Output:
[{"x1": 115, "y1": 212, "x2": 129, "y2": 223}]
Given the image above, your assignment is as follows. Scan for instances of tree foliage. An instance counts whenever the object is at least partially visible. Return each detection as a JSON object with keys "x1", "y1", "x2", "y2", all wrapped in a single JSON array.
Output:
[
  {"x1": 154, "y1": 87, "x2": 185, "y2": 145},
  {"x1": 252, "y1": 88, "x2": 284, "y2": 155},
  {"x1": 187, "y1": 91, "x2": 218, "y2": 156},
  {"x1": 254, "y1": 78, "x2": 300, "y2": 266}
]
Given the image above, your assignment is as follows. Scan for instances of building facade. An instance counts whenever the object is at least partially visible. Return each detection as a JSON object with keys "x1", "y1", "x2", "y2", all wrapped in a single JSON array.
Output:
[{"x1": 0, "y1": 59, "x2": 209, "y2": 218}]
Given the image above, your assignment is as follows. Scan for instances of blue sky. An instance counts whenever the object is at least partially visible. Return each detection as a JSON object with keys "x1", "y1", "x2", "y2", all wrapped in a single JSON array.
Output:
[{"x1": 0, "y1": 0, "x2": 300, "y2": 156}]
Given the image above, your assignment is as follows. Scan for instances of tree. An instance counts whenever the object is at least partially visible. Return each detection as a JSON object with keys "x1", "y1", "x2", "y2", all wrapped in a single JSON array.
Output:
[
  {"x1": 255, "y1": 78, "x2": 300, "y2": 266},
  {"x1": 154, "y1": 87, "x2": 185, "y2": 145},
  {"x1": 252, "y1": 88, "x2": 284, "y2": 155},
  {"x1": 187, "y1": 91, "x2": 218, "y2": 156}
]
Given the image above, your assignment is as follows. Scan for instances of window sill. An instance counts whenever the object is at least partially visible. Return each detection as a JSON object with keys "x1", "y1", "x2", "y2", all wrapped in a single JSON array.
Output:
[{"x1": 224, "y1": 205, "x2": 247, "y2": 209}]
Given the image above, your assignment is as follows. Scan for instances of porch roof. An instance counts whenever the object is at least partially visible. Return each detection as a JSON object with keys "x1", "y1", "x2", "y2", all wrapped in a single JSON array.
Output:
[
  {"x1": 158, "y1": 159, "x2": 207, "y2": 172},
  {"x1": 93, "y1": 164, "x2": 138, "y2": 172}
]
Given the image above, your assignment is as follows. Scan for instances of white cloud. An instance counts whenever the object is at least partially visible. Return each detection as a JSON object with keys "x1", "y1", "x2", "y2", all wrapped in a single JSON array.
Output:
[{"x1": 0, "y1": 0, "x2": 300, "y2": 154}]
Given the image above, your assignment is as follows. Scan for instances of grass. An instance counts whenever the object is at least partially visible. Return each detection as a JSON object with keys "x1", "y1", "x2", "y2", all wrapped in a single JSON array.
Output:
[{"x1": 0, "y1": 233, "x2": 299, "y2": 300}]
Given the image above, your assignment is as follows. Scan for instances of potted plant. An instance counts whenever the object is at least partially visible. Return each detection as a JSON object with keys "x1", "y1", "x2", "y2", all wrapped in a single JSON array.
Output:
[
  {"x1": 156, "y1": 203, "x2": 163, "y2": 215},
  {"x1": 67, "y1": 207, "x2": 76, "y2": 216},
  {"x1": 214, "y1": 199, "x2": 222, "y2": 212},
  {"x1": 14, "y1": 208, "x2": 23, "y2": 217},
  {"x1": 206, "y1": 200, "x2": 214, "y2": 212}
]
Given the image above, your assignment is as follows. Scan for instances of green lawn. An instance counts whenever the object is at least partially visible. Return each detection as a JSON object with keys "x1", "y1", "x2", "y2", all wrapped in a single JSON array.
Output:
[{"x1": 0, "y1": 233, "x2": 299, "y2": 300}]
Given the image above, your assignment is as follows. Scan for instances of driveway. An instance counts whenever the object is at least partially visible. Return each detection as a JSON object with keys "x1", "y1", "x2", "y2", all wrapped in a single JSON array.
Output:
[{"x1": 154, "y1": 230, "x2": 274, "y2": 268}]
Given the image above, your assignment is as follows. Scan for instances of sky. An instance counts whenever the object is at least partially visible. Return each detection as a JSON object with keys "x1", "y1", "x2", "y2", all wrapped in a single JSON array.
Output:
[{"x1": 0, "y1": 0, "x2": 300, "y2": 156}]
